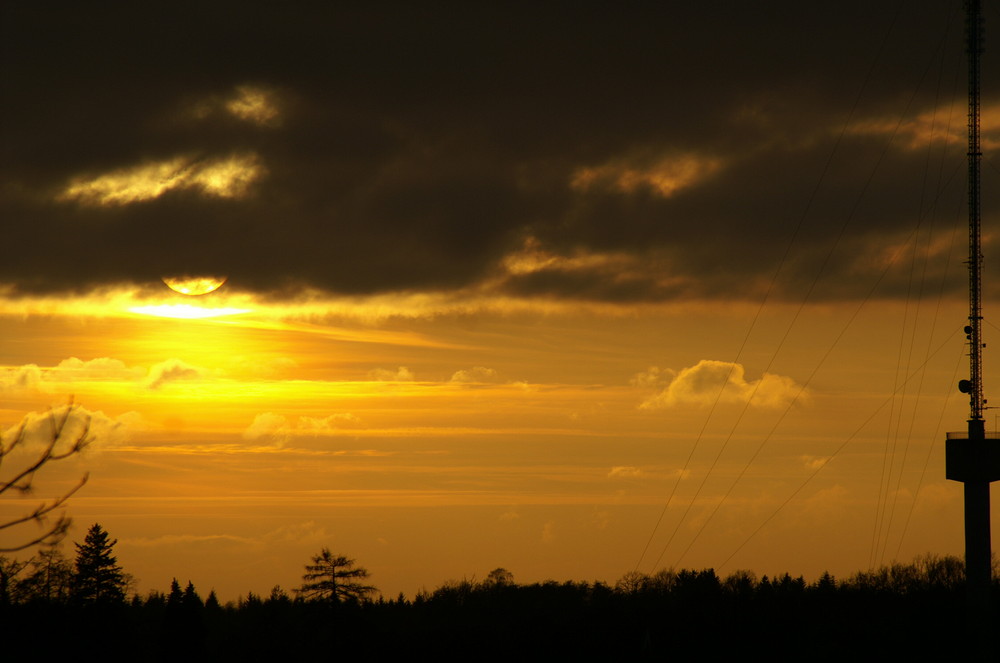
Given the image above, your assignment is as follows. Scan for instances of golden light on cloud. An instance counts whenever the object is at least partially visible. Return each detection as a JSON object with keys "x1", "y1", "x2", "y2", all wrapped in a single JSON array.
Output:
[
  {"x1": 571, "y1": 152, "x2": 722, "y2": 197},
  {"x1": 847, "y1": 100, "x2": 1000, "y2": 151},
  {"x1": 59, "y1": 153, "x2": 264, "y2": 206},
  {"x1": 163, "y1": 276, "x2": 228, "y2": 296},
  {"x1": 635, "y1": 359, "x2": 806, "y2": 409},
  {"x1": 225, "y1": 85, "x2": 281, "y2": 126},
  {"x1": 501, "y1": 237, "x2": 634, "y2": 276}
]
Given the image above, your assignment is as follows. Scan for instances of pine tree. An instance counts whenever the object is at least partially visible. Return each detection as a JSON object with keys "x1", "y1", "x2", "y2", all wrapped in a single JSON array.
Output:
[
  {"x1": 204, "y1": 589, "x2": 221, "y2": 611},
  {"x1": 296, "y1": 548, "x2": 376, "y2": 604},
  {"x1": 182, "y1": 580, "x2": 203, "y2": 609},
  {"x1": 166, "y1": 578, "x2": 183, "y2": 608},
  {"x1": 72, "y1": 523, "x2": 125, "y2": 604}
]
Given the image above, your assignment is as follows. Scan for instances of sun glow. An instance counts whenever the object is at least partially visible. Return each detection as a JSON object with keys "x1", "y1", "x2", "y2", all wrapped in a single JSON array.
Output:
[{"x1": 129, "y1": 304, "x2": 251, "y2": 319}]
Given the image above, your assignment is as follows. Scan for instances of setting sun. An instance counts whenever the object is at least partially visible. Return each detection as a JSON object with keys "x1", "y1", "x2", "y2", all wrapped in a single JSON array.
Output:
[{"x1": 162, "y1": 276, "x2": 228, "y2": 296}]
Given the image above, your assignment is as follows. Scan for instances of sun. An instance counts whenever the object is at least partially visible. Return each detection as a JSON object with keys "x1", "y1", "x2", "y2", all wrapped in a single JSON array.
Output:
[{"x1": 163, "y1": 275, "x2": 227, "y2": 296}]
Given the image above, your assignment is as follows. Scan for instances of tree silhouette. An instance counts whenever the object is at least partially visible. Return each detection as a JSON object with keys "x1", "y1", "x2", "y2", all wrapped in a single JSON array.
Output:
[
  {"x1": 484, "y1": 567, "x2": 514, "y2": 587},
  {"x1": 0, "y1": 555, "x2": 29, "y2": 604},
  {"x1": 0, "y1": 403, "x2": 90, "y2": 552},
  {"x1": 296, "y1": 548, "x2": 376, "y2": 604},
  {"x1": 18, "y1": 547, "x2": 74, "y2": 603},
  {"x1": 72, "y1": 523, "x2": 125, "y2": 604}
]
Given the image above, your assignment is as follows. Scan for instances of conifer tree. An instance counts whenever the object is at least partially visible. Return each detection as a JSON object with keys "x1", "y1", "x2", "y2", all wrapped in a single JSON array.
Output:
[
  {"x1": 166, "y1": 578, "x2": 183, "y2": 608},
  {"x1": 72, "y1": 523, "x2": 125, "y2": 604},
  {"x1": 204, "y1": 589, "x2": 221, "y2": 611},
  {"x1": 182, "y1": 580, "x2": 203, "y2": 610},
  {"x1": 296, "y1": 548, "x2": 376, "y2": 604}
]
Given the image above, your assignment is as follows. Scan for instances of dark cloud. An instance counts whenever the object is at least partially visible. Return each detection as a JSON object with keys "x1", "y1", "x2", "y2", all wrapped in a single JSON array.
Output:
[{"x1": 2, "y1": 1, "x2": 997, "y2": 302}]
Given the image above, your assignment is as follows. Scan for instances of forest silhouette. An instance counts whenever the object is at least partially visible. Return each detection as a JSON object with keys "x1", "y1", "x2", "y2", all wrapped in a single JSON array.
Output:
[{"x1": 1, "y1": 523, "x2": 996, "y2": 659}]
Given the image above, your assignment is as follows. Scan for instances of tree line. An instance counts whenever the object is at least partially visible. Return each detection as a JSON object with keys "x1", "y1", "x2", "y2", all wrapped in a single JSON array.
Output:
[
  {"x1": 0, "y1": 525, "x2": 374, "y2": 608},
  {"x1": 1, "y1": 522, "x2": 996, "y2": 659}
]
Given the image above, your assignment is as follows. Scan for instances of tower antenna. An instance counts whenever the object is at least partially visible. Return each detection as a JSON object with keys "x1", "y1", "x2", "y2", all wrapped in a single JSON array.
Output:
[{"x1": 945, "y1": 0, "x2": 999, "y2": 616}]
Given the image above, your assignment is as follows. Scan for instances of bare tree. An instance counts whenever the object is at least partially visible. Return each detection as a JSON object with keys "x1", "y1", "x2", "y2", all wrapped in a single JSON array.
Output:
[
  {"x1": 0, "y1": 402, "x2": 91, "y2": 552},
  {"x1": 18, "y1": 547, "x2": 74, "y2": 603},
  {"x1": 0, "y1": 555, "x2": 30, "y2": 604},
  {"x1": 296, "y1": 548, "x2": 376, "y2": 604}
]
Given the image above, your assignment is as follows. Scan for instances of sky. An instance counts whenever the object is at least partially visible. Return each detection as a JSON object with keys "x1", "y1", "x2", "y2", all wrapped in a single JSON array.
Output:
[{"x1": 2, "y1": 1, "x2": 1000, "y2": 601}]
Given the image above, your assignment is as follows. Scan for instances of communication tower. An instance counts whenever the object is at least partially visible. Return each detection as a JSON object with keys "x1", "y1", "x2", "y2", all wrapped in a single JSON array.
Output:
[{"x1": 944, "y1": 0, "x2": 1000, "y2": 613}]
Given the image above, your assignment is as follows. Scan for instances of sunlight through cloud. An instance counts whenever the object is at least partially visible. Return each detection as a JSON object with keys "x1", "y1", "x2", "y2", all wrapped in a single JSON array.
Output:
[
  {"x1": 128, "y1": 304, "x2": 251, "y2": 319},
  {"x1": 59, "y1": 153, "x2": 264, "y2": 206},
  {"x1": 225, "y1": 85, "x2": 281, "y2": 126},
  {"x1": 571, "y1": 152, "x2": 722, "y2": 197}
]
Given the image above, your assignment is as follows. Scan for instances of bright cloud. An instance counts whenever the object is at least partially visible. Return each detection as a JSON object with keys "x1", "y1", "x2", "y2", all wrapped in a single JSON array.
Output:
[
  {"x1": 59, "y1": 152, "x2": 264, "y2": 206},
  {"x1": 571, "y1": 151, "x2": 722, "y2": 197},
  {"x1": 637, "y1": 359, "x2": 805, "y2": 409}
]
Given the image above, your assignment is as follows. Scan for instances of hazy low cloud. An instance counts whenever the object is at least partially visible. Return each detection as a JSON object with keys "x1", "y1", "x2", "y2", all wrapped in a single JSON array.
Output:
[
  {"x1": 243, "y1": 412, "x2": 289, "y2": 443},
  {"x1": 1, "y1": 357, "x2": 200, "y2": 393},
  {"x1": 801, "y1": 455, "x2": 830, "y2": 471},
  {"x1": 629, "y1": 366, "x2": 673, "y2": 389},
  {"x1": 125, "y1": 519, "x2": 327, "y2": 550},
  {"x1": 2, "y1": 403, "x2": 142, "y2": 450},
  {"x1": 638, "y1": 360, "x2": 806, "y2": 409},
  {"x1": 368, "y1": 367, "x2": 415, "y2": 382},
  {"x1": 608, "y1": 466, "x2": 643, "y2": 478},
  {"x1": 124, "y1": 533, "x2": 255, "y2": 549},
  {"x1": 146, "y1": 359, "x2": 204, "y2": 390},
  {"x1": 450, "y1": 366, "x2": 498, "y2": 383},
  {"x1": 242, "y1": 411, "x2": 362, "y2": 444},
  {"x1": 298, "y1": 413, "x2": 362, "y2": 432},
  {"x1": 0, "y1": 364, "x2": 43, "y2": 392},
  {"x1": 54, "y1": 357, "x2": 143, "y2": 380}
]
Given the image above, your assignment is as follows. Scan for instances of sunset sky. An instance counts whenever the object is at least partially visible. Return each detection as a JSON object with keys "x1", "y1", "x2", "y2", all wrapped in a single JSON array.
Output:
[{"x1": 3, "y1": 2, "x2": 1000, "y2": 601}]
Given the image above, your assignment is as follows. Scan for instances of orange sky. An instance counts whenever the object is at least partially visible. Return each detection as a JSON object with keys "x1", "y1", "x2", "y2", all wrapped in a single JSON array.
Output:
[{"x1": 0, "y1": 289, "x2": 990, "y2": 600}]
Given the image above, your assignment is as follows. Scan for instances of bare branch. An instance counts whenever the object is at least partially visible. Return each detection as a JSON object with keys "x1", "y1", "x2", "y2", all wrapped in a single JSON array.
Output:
[
  {"x1": 0, "y1": 401, "x2": 92, "y2": 552},
  {"x1": 0, "y1": 475, "x2": 88, "y2": 533}
]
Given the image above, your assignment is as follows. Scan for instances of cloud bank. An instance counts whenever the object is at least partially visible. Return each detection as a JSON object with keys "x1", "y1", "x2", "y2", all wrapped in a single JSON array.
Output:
[{"x1": 2, "y1": 3, "x2": 990, "y2": 303}]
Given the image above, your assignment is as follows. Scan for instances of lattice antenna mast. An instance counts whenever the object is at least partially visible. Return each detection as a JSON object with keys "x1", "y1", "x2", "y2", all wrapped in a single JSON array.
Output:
[
  {"x1": 967, "y1": 0, "x2": 985, "y2": 424},
  {"x1": 947, "y1": 0, "x2": 998, "y2": 620}
]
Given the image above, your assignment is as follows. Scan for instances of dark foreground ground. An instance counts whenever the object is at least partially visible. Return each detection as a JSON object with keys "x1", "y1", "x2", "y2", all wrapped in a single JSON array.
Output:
[{"x1": 3, "y1": 565, "x2": 998, "y2": 660}]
